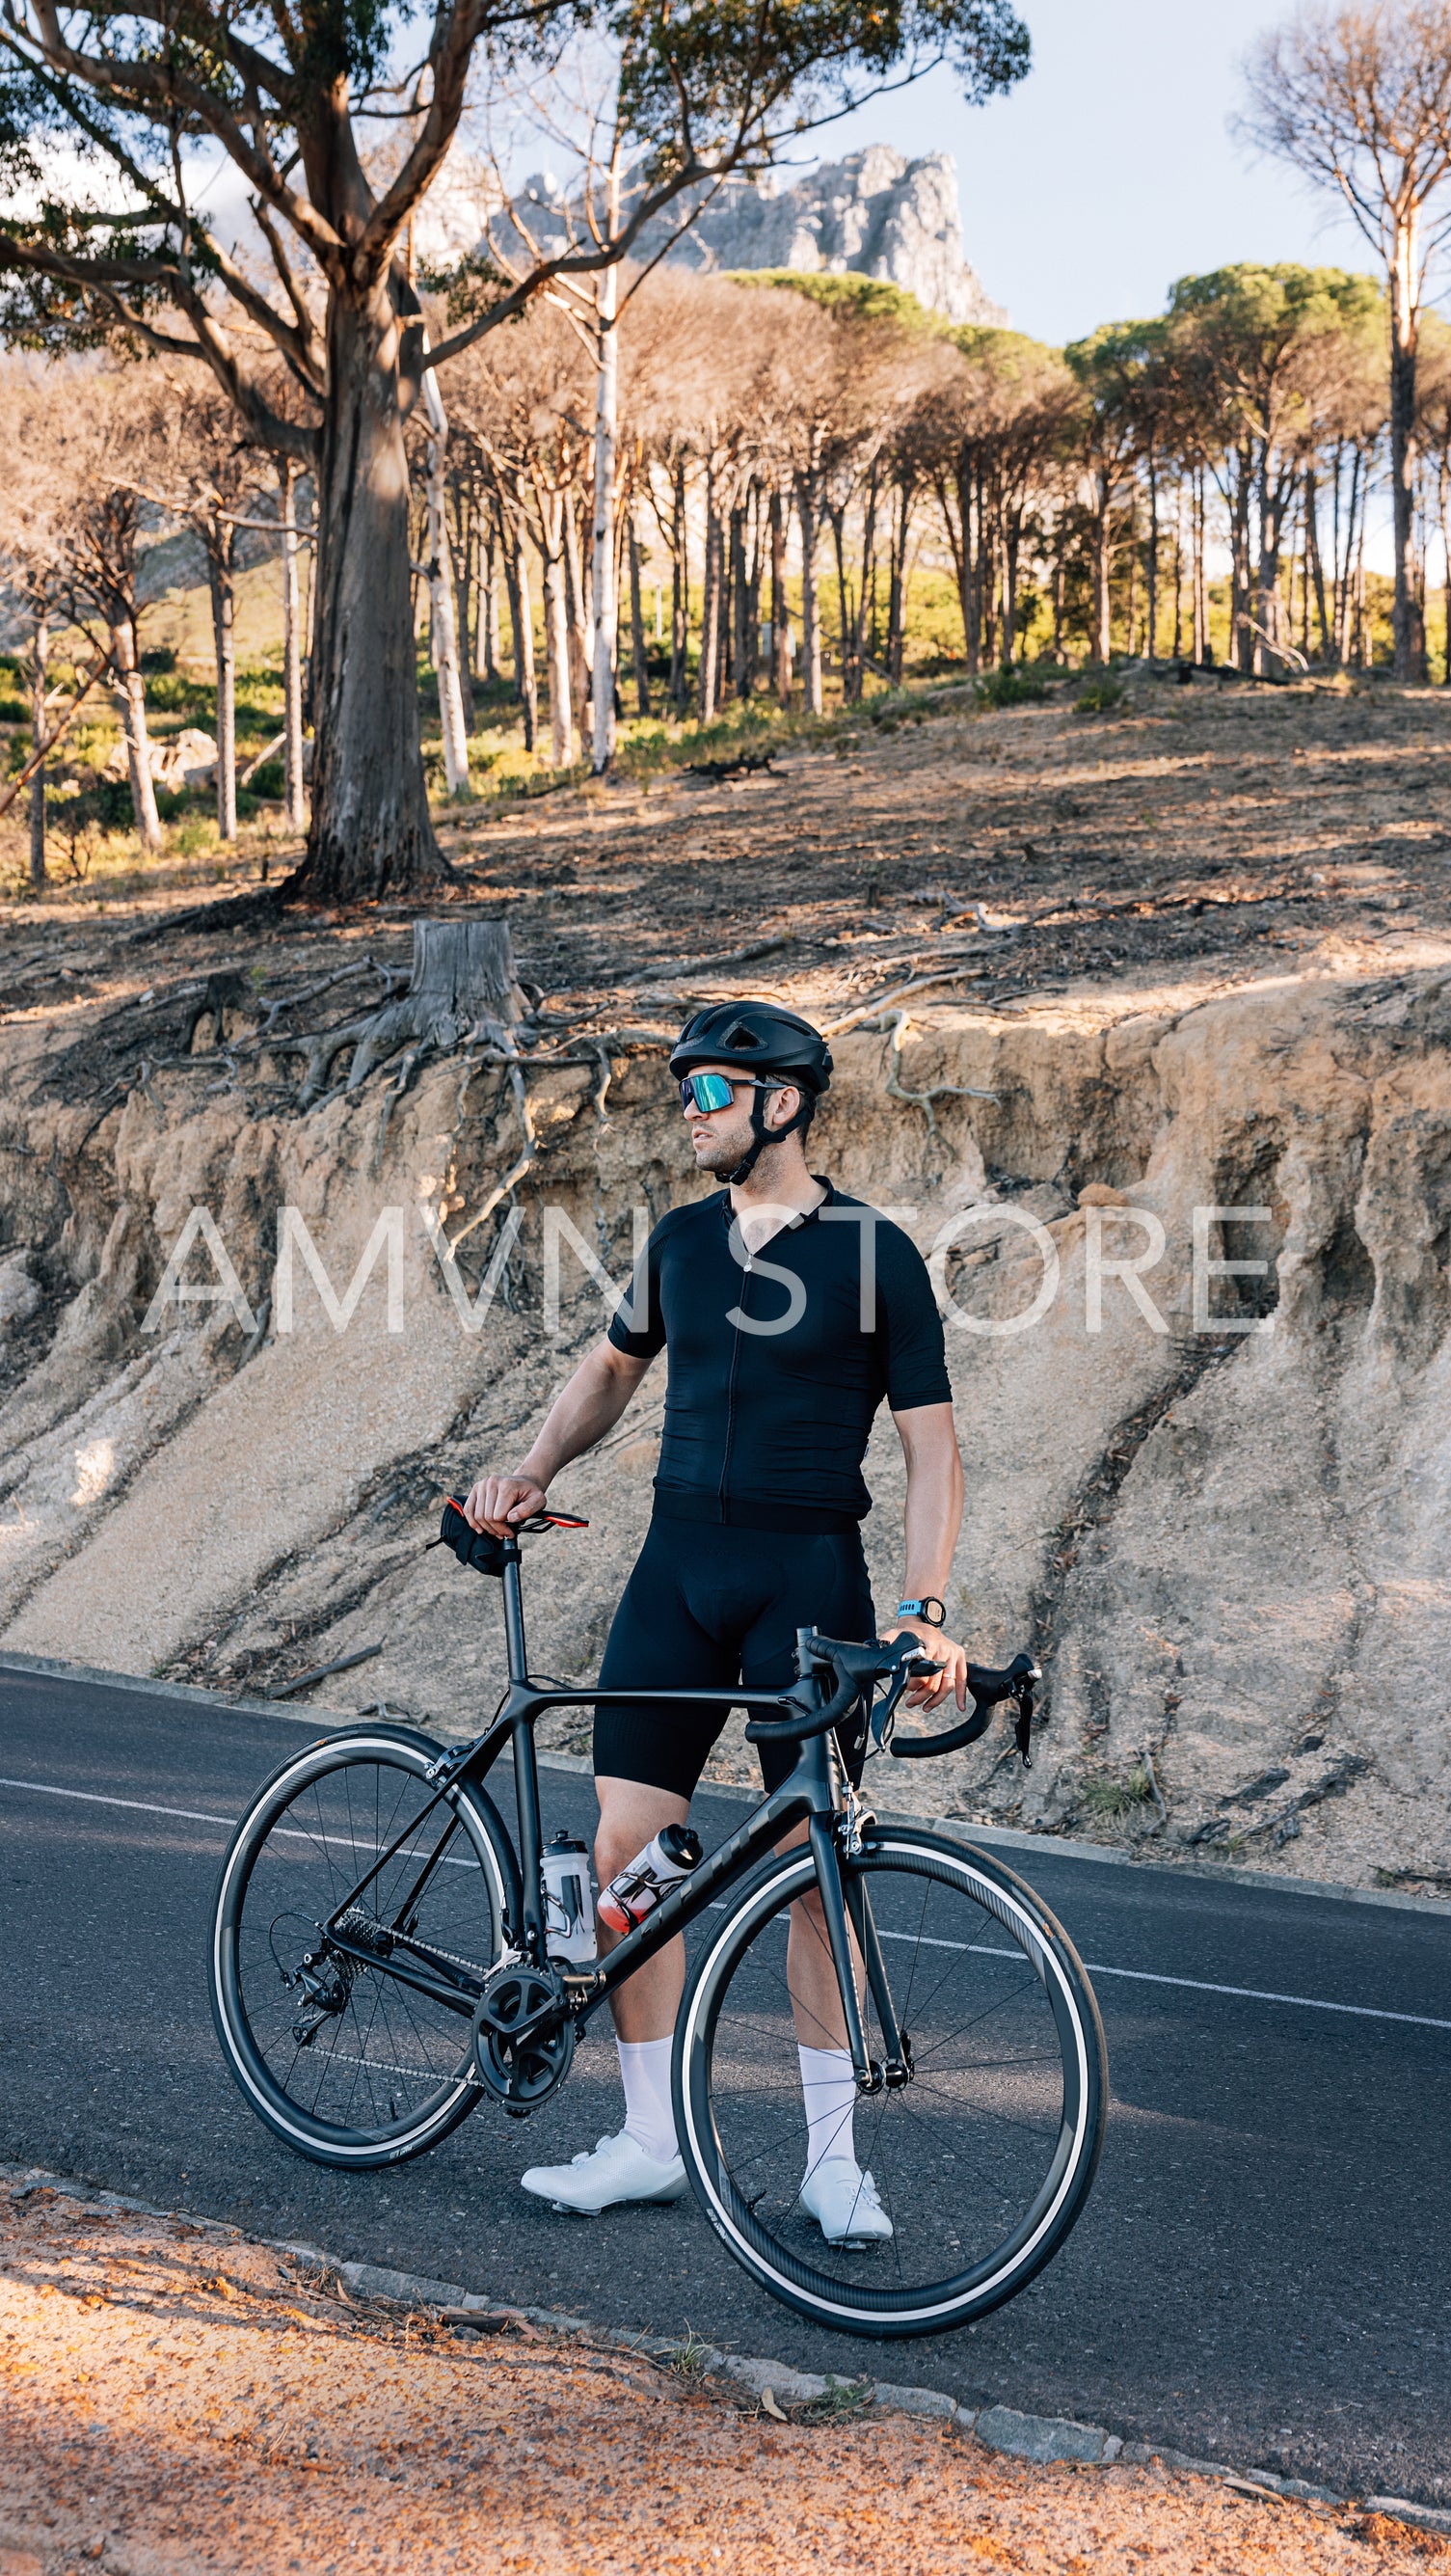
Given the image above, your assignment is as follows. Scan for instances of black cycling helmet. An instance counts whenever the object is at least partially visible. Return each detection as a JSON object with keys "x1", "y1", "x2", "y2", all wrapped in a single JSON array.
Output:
[
  {"x1": 670, "y1": 1001, "x2": 832, "y2": 1185},
  {"x1": 669, "y1": 1001, "x2": 833, "y2": 1093}
]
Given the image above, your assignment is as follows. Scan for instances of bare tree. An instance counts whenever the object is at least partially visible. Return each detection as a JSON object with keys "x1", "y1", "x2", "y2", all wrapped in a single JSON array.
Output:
[{"x1": 1240, "y1": 4, "x2": 1451, "y2": 680}]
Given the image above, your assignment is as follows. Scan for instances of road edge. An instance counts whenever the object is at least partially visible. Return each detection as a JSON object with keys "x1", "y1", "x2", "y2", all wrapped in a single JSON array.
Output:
[{"x1": 6, "y1": 2161, "x2": 1447, "y2": 2540}]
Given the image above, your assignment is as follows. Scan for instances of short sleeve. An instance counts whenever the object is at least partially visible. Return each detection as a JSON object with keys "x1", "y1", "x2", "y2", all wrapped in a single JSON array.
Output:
[
  {"x1": 607, "y1": 1223, "x2": 667, "y2": 1361},
  {"x1": 875, "y1": 1221, "x2": 952, "y2": 1411}
]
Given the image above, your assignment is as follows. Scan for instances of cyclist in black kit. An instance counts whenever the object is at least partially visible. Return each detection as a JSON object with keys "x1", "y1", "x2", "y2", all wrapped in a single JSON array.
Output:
[{"x1": 463, "y1": 1001, "x2": 968, "y2": 2238}]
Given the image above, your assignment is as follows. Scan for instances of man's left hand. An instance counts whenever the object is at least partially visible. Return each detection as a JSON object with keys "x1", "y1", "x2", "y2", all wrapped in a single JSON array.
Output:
[{"x1": 879, "y1": 1618, "x2": 968, "y2": 1711}]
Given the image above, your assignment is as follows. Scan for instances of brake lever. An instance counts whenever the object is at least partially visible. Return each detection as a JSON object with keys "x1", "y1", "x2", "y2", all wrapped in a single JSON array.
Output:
[
  {"x1": 1013, "y1": 1678, "x2": 1035, "y2": 1770},
  {"x1": 869, "y1": 1649, "x2": 937, "y2": 1752}
]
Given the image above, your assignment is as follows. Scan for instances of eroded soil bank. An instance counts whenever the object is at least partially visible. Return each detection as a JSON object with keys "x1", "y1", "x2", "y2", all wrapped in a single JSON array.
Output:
[
  {"x1": 0, "y1": 2179, "x2": 1441, "y2": 2576},
  {"x1": 4, "y1": 675, "x2": 1451, "y2": 1892}
]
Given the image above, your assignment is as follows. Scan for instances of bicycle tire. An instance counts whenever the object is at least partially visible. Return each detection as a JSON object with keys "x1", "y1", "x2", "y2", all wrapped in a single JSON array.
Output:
[
  {"x1": 210, "y1": 1726, "x2": 517, "y2": 2169},
  {"x1": 673, "y1": 1825, "x2": 1107, "y2": 2338}
]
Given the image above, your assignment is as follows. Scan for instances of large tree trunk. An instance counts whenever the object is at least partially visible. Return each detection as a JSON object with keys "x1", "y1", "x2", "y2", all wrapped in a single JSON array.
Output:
[
  {"x1": 111, "y1": 616, "x2": 162, "y2": 852},
  {"x1": 28, "y1": 605, "x2": 46, "y2": 896},
  {"x1": 206, "y1": 517, "x2": 237, "y2": 841},
  {"x1": 291, "y1": 286, "x2": 443, "y2": 902},
  {"x1": 1390, "y1": 230, "x2": 1427, "y2": 684}
]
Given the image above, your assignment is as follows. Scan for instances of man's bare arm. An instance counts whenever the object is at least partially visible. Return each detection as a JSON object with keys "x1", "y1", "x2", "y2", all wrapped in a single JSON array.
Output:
[
  {"x1": 463, "y1": 1342, "x2": 651, "y2": 1536},
  {"x1": 881, "y1": 1400, "x2": 968, "y2": 1710}
]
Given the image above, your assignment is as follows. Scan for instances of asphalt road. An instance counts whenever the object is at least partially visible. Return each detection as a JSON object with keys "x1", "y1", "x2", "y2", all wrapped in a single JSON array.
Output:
[{"x1": 2, "y1": 1663, "x2": 1448, "y2": 2505}]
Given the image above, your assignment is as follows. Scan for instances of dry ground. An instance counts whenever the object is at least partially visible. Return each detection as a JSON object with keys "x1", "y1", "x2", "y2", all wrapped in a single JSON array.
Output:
[
  {"x1": 7, "y1": 665, "x2": 1451, "y2": 1097},
  {"x1": 0, "y1": 2179, "x2": 1443, "y2": 2576}
]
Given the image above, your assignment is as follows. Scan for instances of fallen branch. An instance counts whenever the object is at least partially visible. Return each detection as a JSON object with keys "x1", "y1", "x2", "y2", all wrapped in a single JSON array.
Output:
[
  {"x1": 626, "y1": 933, "x2": 791, "y2": 987},
  {"x1": 824, "y1": 963, "x2": 989, "y2": 1038},
  {"x1": 262, "y1": 1641, "x2": 385, "y2": 1700},
  {"x1": 240, "y1": 730, "x2": 286, "y2": 788}
]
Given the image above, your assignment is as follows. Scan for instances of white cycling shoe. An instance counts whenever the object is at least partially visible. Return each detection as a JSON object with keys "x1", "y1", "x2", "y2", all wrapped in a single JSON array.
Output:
[
  {"x1": 799, "y1": 2159, "x2": 894, "y2": 2246},
  {"x1": 521, "y1": 2129, "x2": 689, "y2": 2215}
]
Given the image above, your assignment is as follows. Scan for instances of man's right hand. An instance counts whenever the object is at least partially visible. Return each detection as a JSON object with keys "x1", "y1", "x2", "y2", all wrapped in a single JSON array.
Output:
[{"x1": 462, "y1": 1473, "x2": 547, "y2": 1537}]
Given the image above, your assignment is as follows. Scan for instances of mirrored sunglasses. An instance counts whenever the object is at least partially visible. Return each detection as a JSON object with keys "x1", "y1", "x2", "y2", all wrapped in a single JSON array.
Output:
[{"x1": 679, "y1": 1071, "x2": 742, "y2": 1114}]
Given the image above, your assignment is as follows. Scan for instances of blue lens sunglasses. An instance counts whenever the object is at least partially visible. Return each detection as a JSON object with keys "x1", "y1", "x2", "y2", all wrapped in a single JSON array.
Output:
[{"x1": 679, "y1": 1071, "x2": 788, "y2": 1115}]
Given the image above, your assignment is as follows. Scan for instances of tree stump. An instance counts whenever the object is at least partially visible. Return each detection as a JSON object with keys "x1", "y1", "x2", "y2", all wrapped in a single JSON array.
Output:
[{"x1": 298, "y1": 918, "x2": 526, "y2": 1105}]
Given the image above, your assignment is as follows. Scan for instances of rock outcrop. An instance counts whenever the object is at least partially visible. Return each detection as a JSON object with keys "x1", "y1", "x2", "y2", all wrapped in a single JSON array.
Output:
[
  {"x1": 647, "y1": 148, "x2": 1007, "y2": 325},
  {"x1": 418, "y1": 146, "x2": 1006, "y2": 327},
  {"x1": 2, "y1": 960, "x2": 1450, "y2": 1895}
]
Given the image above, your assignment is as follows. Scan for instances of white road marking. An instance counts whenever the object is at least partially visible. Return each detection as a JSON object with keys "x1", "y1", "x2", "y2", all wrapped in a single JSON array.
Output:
[
  {"x1": 2, "y1": 1773, "x2": 1447, "y2": 2033},
  {"x1": 0, "y1": 1776, "x2": 477, "y2": 1868}
]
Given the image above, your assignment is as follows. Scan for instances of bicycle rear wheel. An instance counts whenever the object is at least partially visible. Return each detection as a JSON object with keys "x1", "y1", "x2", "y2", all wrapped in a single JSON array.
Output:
[
  {"x1": 210, "y1": 1726, "x2": 514, "y2": 2169},
  {"x1": 674, "y1": 1825, "x2": 1107, "y2": 2338}
]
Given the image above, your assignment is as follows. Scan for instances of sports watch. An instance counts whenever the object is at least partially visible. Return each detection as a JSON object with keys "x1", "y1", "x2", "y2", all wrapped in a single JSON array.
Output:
[{"x1": 897, "y1": 1597, "x2": 946, "y2": 1627}]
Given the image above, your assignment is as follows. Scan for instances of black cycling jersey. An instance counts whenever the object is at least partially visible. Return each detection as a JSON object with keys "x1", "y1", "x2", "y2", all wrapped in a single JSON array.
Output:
[{"x1": 606, "y1": 1180, "x2": 951, "y2": 1533}]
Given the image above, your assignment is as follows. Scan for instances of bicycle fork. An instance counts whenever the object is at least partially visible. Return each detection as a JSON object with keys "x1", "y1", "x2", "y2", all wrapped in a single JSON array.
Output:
[{"x1": 808, "y1": 1818, "x2": 911, "y2": 2095}]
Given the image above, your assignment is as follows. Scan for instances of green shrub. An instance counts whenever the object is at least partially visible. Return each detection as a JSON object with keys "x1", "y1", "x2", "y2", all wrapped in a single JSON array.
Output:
[
  {"x1": 0, "y1": 693, "x2": 29, "y2": 723},
  {"x1": 236, "y1": 788, "x2": 260, "y2": 819},
  {"x1": 155, "y1": 788, "x2": 189, "y2": 823},
  {"x1": 976, "y1": 666, "x2": 1048, "y2": 709},
  {"x1": 95, "y1": 776, "x2": 134, "y2": 829},
  {"x1": 1074, "y1": 675, "x2": 1126, "y2": 716},
  {"x1": 139, "y1": 644, "x2": 176, "y2": 674},
  {"x1": 248, "y1": 758, "x2": 285, "y2": 799}
]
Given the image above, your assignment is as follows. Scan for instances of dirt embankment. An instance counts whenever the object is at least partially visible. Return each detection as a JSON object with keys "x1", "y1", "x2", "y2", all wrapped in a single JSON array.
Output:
[
  {"x1": 0, "y1": 2179, "x2": 1441, "y2": 2576},
  {"x1": 4, "y1": 677, "x2": 1451, "y2": 1893}
]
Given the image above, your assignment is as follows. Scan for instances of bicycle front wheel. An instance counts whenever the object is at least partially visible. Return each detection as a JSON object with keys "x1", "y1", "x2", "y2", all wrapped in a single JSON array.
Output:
[
  {"x1": 675, "y1": 1826, "x2": 1107, "y2": 2338},
  {"x1": 211, "y1": 1726, "x2": 515, "y2": 2169}
]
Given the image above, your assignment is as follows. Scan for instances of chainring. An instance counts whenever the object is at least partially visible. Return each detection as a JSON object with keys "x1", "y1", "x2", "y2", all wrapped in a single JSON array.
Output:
[{"x1": 471, "y1": 1962, "x2": 575, "y2": 2114}]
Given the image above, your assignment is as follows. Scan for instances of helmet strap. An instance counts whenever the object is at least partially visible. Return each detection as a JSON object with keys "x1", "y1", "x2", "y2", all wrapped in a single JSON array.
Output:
[{"x1": 724, "y1": 1085, "x2": 810, "y2": 1188}]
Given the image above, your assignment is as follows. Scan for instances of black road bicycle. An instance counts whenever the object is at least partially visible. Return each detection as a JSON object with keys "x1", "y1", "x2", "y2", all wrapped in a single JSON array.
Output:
[{"x1": 209, "y1": 1506, "x2": 1108, "y2": 2340}]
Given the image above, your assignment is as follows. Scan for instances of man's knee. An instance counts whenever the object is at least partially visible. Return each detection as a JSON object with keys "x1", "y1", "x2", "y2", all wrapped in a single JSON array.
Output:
[{"x1": 594, "y1": 1779, "x2": 687, "y2": 1884}]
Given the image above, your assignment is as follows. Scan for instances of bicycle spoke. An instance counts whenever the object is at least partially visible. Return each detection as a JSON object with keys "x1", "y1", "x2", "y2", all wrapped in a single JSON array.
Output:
[
  {"x1": 217, "y1": 1745, "x2": 501, "y2": 2158},
  {"x1": 685, "y1": 1835, "x2": 1104, "y2": 2326}
]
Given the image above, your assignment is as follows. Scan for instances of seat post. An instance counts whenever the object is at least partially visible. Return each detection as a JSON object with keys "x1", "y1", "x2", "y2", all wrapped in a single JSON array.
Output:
[{"x1": 500, "y1": 1537, "x2": 527, "y2": 1682}]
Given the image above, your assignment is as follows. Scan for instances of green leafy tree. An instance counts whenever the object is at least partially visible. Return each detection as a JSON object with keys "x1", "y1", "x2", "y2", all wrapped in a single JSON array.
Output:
[{"x1": 0, "y1": 0, "x2": 1029, "y2": 899}]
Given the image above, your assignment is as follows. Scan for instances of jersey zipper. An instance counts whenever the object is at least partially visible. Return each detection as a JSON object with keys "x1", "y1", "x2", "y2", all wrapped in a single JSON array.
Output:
[{"x1": 718, "y1": 1246, "x2": 750, "y2": 1518}]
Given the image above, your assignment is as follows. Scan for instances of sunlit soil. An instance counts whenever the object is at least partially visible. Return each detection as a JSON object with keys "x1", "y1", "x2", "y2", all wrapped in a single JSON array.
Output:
[{"x1": 0, "y1": 2182, "x2": 1442, "y2": 2576}]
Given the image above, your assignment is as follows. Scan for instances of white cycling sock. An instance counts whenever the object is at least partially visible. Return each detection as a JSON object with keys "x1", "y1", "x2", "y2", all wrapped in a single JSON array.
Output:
[
  {"x1": 616, "y1": 2036, "x2": 678, "y2": 2164},
  {"x1": 798, "y1": 2044, "x2": 858, "y2": 2176}
]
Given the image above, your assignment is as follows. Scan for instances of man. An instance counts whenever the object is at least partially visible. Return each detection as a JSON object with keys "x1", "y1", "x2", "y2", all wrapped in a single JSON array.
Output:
[{"x1": 463, "y1": 1000, "x2": 967, "y2": 2243}]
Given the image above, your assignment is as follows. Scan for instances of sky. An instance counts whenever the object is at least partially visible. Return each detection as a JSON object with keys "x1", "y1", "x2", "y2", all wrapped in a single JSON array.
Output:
[{"x1": 819, "y1": 0, "x2": 1380, "y2": 345}]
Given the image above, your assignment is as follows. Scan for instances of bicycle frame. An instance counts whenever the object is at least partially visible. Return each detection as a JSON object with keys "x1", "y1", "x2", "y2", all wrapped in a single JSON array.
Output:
[{"x1": 318, "y1": 1534, "x2": 900, "y2": 2085}]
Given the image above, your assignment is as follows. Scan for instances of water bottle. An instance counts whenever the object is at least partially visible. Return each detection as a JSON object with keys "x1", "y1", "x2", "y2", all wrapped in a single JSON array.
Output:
[
  {"x1": 598, "y1": 1821, "x2": 703, "y2": 1937},
  {"x1": 541, "y1": 1830, "x2": 597, "y2": 1966}
]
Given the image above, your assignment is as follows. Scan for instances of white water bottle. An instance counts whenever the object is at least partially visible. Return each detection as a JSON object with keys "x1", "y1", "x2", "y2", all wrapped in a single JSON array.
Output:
[
  {"x1": 598, "y1": 1822, "x2": 703, "y2": 1937},
  {"x1": 541, "y1": 1831, "x2": 597, "y2": 1965}
]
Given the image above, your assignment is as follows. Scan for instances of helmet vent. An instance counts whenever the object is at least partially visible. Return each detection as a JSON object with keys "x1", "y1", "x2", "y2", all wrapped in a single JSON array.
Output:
[{"x1": 727, "y1": 1022, "x2": 762, "y2": 1048}]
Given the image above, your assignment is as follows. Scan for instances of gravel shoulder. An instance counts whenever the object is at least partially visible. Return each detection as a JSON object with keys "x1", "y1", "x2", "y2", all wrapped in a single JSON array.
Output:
[{"x1": 0, "y1": 2178, "x2": 1445, "y2": 2576}]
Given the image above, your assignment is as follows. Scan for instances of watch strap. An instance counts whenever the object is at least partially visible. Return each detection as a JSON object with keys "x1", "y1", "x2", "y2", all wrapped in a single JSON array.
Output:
[{"x1": 897, "y1": 1596, "x2": 946, "y2": 1627}]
